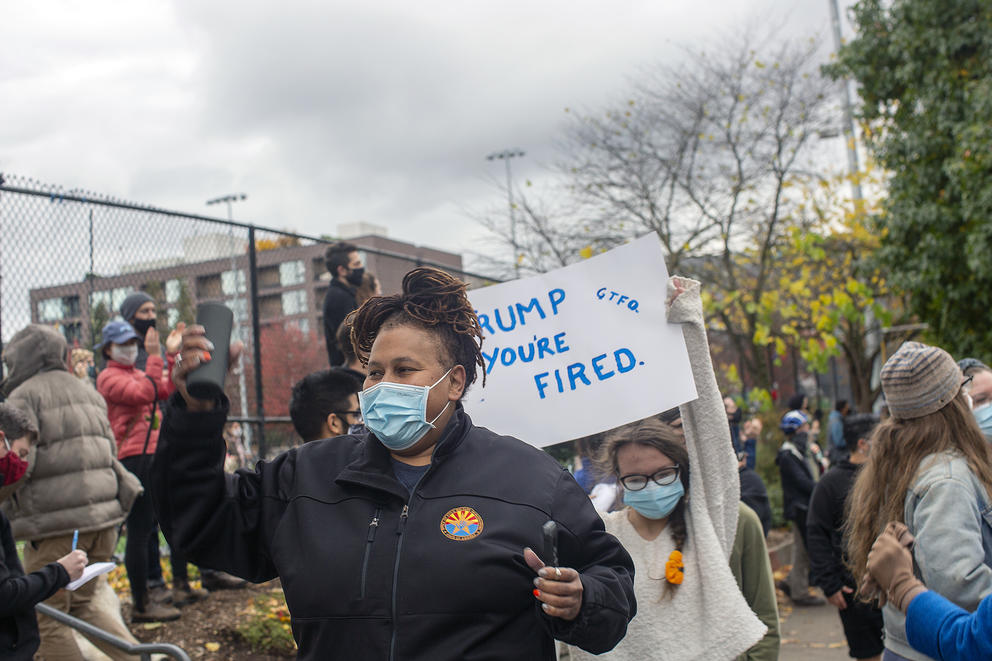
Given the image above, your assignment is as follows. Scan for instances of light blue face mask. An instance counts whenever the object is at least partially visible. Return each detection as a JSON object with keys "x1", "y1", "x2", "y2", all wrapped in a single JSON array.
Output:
[
  {"x1": 359, "y1": 369, "x2": 452, "y2": 451},
  {"x1": 974, "y1": 404, "x2": 992, "y2": 442},
  {"x1": 623, "y1": 480, "x2": 685, "y2": 520}
]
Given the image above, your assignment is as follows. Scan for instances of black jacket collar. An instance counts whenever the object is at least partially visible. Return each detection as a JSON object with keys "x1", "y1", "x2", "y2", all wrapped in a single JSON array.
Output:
[{"x1": 335, "y1": 403, "x2": 471, "y2": 499}]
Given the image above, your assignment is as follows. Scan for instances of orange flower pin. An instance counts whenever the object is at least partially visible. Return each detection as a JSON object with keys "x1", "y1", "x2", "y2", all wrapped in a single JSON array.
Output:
[{"x1": 665, "y1": 550, "x2": 684, "y2": 585}]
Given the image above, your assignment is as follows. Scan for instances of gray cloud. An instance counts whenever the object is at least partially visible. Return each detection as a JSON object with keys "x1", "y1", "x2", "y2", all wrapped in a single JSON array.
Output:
[{"x1": 1, "y1": 0, "x2": 848, "y2": 257}]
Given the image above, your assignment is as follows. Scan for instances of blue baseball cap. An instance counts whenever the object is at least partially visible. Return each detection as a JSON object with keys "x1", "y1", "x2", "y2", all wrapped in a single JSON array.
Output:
[
  {"x1": 780, "y1": 410, "x2": 809, "y2": 434},
  {"x1": 95, "y1": 320, "x2": 139, "y2": 351}
]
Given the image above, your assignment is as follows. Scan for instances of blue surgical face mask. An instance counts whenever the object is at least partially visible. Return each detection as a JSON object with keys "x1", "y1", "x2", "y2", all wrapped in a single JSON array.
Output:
[
  {"x1": 974, "y1": 404, "x2": 992, "y2": 442},
  {"x1": 359, "y1": 369, "x2": 453, "y2": 451},
  {"x1": 623, "y1": 480, "x2": 685, "y2": 520}
]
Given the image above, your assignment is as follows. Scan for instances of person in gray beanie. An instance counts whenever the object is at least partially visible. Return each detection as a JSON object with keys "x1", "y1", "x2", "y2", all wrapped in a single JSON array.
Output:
[
  {"x1": 120, "y1": 292, "x2": 159, "y2": 371},
  {"x1": 845, "y1": 341, "x2": 992, "y2": 661}
]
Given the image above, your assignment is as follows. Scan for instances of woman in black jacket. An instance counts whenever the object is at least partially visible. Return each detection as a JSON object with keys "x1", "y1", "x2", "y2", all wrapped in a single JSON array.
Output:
[
  {"x1": 153, "y1": 267, "x2": 636, "y2": 661},
  {"x1": 0, "y1": 403, "x2": 87, "y2": 660}
]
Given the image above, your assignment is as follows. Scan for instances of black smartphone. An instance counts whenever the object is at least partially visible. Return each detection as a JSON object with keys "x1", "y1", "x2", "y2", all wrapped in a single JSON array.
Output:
[
  {"x1": 186, "y1": 302, "x2": 233, "y2": 400},
  {"x1": 542, "y1": 520, "x2": 559, "y2": 568}
]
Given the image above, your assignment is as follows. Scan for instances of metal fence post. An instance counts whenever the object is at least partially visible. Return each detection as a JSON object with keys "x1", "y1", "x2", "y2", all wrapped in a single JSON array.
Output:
[{"x1": 247, "y1": 225, "x2": 267, "y2": 459}]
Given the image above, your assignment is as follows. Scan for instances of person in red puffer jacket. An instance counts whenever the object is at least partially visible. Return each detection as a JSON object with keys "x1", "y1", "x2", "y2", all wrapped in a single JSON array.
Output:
[{"x1": 96, "y1": 319, "x2": 191, "y2": 623}]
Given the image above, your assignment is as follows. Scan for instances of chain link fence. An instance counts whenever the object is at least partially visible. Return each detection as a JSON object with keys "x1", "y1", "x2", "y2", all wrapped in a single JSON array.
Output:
[{"x1": 0, "y1": 173, "x2": 500, "y2": 460}]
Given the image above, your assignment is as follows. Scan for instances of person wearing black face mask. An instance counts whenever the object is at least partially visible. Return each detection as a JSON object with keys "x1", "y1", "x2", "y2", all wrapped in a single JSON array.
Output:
[
  {"x1": 322, "y1": 241, "x2": 365, "y2": 367},
  {"x1": 120, "y1": 292, "x2": 161, "y2": 371}
]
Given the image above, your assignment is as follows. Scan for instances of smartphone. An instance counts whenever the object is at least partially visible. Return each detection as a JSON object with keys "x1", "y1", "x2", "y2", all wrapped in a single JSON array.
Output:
[
  {"x1": 186, "y1": 302, "x2": 233, "y2": 400},
  {"x1": 542, "y1": 520, "x2": 559, "y2": 568}
]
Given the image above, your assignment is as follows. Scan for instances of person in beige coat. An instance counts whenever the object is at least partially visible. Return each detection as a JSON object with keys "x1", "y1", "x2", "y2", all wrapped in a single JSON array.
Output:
[{"x1": 0, "y1": 324, "x2": 142, "y2": 661}]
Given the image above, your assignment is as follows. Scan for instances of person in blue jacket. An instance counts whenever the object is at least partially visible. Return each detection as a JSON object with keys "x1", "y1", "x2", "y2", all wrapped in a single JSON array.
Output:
[
  {"x1": 864, "y1": 521, "x2": 992, "y2": 661},
  {"x1": 152, "y1": 266, "x2": 636, "y2": 661}
]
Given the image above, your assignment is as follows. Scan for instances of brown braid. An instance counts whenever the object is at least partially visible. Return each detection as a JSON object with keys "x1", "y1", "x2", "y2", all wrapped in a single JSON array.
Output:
[
  {"x1": 349, "y1": 267, "x2": 486, "y2": 390},
  {"x1": 598, "y1": 416, "x2": 689, "y2": 600}
]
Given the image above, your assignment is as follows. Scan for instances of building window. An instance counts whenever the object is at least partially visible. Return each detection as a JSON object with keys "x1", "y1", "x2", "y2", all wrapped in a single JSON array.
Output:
[
  {"x1": 279, "y1": 260, "x2": 305, "y2": 287},
  {"x1": 221, "y1": 270, "x2": 247, "y2": 296},
  {"x1": 63, "y1": 296, "x2": 81, "y2": 318},
  {"x1": 166, "y1": 279, "x2": 181, "y2": 304},
  {"x1": 62, "y1": 322, "x2": 83, "y2": 344},
  {"x1": 281, "y1": 290, "x2": 307, "y2": 316},
  {"x1": 225, "y1": 298, "x2": 249, "y2": 323},
  {"x1": 111, "y1": 288, "x2": 131, "y2": 314},
  {"x1": 38, "y1": 298, "x2": 63, "y2": 323},
  {"x1": 168, "y1": 308, "x2": 179, "y2": 327},
  {"x1": 91, "y1": 291, "x2": 112, "y2": 311}
]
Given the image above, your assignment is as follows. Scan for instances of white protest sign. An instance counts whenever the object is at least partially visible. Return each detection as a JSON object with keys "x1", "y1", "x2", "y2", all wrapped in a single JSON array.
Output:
[{"x1": 465, "y1": 234, "x2": 697, "y2": 447}]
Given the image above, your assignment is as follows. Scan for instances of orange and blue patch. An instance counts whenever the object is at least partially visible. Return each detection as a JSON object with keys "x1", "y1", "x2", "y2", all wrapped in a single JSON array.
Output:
[{"x1": 440, "y1": 507, "x2": 483, "y2": 541}]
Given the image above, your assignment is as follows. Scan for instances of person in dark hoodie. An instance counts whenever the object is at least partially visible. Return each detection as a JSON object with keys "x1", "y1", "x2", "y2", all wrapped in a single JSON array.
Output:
[
  {"x1": 808, "y1": 413, "x2": 883, "y2": 660},
  {"x1": 322, "y1": 242, "x2": 365, "y2": 367},
  {"x1": 0, "y1": 402, "x2": 88, "y2": 661},
  {"x1": 119, "y1": 292, "x2": 169, "y2": 371},
  {"x1": 0, "y1": 324, "x2": 142, "y2": 660},
  {"x1": 153, "y1": 267, "x2": 635, "y2": 660},
  {"x1": 776, "y1": 409, "x2": 826, "y2": 606}
]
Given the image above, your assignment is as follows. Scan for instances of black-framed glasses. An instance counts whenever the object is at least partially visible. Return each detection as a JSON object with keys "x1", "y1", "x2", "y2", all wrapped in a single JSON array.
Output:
[
  {"x1": 334, "y1": 410, "x2": 363, "y2": 422},
  {"x1": 963, "y1": 375, "x2": 974, "y2": 390},
  {"x1": 619, "y1": 466, "x2": 681, "y2": 491}
]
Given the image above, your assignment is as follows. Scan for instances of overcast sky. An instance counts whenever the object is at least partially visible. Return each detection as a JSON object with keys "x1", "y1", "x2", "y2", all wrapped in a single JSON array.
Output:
[{"x1": 1, "y1": 1, "x2": 855, "y2": 272}]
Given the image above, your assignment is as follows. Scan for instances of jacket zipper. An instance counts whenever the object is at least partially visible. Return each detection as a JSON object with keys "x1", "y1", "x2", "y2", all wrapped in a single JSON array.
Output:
[
  {"x1": 389, "y1": 503, "x2": 411, "y2": 661},
  {"x1": 390, "y1": 460, "x2": 437, "y2": 661},
  {"x1": 360, "y1": 507, "x2": 381, "y2": 599}
]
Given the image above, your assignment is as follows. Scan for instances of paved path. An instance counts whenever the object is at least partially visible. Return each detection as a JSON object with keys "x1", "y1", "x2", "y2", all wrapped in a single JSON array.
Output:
[{"x1": 779, "y1": 599, "x2": 850, "y2": 660}]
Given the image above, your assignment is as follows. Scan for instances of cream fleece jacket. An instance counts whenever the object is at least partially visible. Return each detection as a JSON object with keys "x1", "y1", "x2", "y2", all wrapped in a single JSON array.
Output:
[{"x1": 571, "y1": 276, "x2": 766, "y2": 660}]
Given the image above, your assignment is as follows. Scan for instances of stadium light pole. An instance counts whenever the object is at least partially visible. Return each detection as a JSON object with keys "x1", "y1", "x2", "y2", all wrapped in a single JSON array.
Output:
[
  {"x1": 206, "y1": 193, "x2": 252, "y2": 454},
  {"x1": 486, "y1": 149, "x2": 525, "y2": 278}
]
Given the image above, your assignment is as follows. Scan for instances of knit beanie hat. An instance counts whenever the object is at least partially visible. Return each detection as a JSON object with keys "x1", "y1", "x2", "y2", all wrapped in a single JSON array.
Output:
[
  {"x1": 120, "y1": 292, "x2": 154, "y2": 323},
  {"x1": 881, "y1": 342, "x2": 962, "y2": 420}
]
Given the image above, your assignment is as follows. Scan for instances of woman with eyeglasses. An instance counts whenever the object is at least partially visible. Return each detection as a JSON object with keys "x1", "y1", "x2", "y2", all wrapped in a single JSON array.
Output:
[
  {"x1": 571, "y1": 277, "x2": 768, "y2": 661},
  {"x1": 847, "y1": 342, "x2": 992, "y2": 661}
]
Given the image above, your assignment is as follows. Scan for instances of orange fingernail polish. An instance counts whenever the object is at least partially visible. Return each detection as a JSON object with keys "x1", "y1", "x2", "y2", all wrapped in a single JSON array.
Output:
[
  {"x1": 202, "y1": 351, "x2": 211, "y2": 361},
  {"x1": 533, "y1": 589, "x2": 540, "y2": 597}
]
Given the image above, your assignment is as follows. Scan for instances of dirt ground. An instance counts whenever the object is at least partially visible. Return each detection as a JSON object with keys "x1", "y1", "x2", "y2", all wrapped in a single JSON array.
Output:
[{"x1": 122, "y1": 579, "x2": 293, "y2": 660}]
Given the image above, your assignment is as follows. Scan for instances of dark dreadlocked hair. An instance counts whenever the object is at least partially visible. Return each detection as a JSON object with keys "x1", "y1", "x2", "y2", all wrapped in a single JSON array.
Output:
[
  {"x1": 349, "y1": 267, "x2": 486, "y2": 393},
  {"x1": 597, "y1": 416, "x2": 689, "y2": 600}
]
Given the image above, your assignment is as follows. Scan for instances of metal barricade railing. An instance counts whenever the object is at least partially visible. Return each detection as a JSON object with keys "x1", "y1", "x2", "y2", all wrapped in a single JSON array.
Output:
[{"x1": 35, "y1": 603, "x2": 192, "y2": 661}]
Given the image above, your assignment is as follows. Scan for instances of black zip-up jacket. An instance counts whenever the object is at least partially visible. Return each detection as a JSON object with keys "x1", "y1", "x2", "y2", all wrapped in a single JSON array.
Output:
[
  {"x1": 0, "y1": 510, "x2": 69, "y2": 660},
  {"x1": 322, "y1": 279, "x2": 357, "y2": 367},
  {"x1": 152, "y1": 395, "x2": 635, "y2": 660},
  {"x1": 806, "y1": 460, "x2": 862, "y2": 597},
  {"x1": 776, "y1": 437, "x2": 816, "y2": 521}
]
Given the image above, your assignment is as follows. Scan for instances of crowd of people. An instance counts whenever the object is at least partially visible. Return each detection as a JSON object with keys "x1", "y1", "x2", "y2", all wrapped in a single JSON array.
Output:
[{"x1": 1, "y1": 243, "x2": 991, "y2": 659}]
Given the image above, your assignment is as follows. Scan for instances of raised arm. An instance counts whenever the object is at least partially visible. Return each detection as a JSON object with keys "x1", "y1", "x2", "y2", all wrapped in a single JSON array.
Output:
[
  {"x1": 667, "y1": 276, "x2": 740, "y2": 557},
  {"x1": 152, "y1": 393, "x2": 283, "y2": 582},
  {"x1": 151, "y1": 325, "x2": 280, "y2": 582}
]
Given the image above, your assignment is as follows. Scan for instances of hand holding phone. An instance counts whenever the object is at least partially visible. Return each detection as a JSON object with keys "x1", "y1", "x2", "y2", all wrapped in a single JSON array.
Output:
[{"x1": 186, "y1": 303, "x2": 233, "y2": 400}]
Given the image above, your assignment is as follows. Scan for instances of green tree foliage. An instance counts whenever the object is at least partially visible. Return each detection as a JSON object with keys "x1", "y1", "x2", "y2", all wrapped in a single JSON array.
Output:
[{"x1": 827, "y1": 0, "x2": 992, "y2": 360}]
